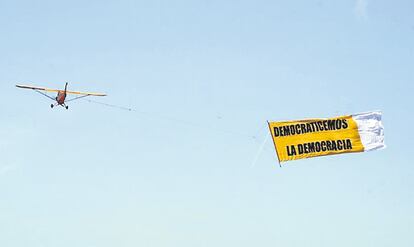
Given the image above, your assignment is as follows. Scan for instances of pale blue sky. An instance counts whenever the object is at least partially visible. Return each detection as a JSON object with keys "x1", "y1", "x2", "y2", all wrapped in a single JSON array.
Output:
[{"x1": 1, "y1": 0, "x2": 413, "y2": 246}]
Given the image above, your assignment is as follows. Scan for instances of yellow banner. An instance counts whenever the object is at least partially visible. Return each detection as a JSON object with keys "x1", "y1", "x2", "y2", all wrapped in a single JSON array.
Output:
[{"x1": 268, "y1": 115, "x2": 365, "y2": 162}]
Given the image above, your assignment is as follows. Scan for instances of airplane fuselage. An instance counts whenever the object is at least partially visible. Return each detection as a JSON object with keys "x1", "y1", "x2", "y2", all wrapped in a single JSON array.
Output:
[
  {"x1": 56, "y1": 91, "x2": 66, "y2": 105},
  {"x1": 51, "y1": 83, "x2": 69, "y2": 109}
]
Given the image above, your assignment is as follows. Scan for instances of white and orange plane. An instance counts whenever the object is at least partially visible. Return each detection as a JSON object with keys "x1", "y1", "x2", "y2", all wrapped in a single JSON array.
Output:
[{"x1": 16, "y1": 83, "x2": 107, "y2": 109}]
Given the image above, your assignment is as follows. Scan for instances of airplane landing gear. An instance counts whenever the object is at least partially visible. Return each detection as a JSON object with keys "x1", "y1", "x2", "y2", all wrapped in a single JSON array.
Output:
[
  {"x1": 65, "y1": 105, "x2": 69, "y2": 110},
  {"x1": 51, "y1": 104, "x2": 54, "y2": 108}
]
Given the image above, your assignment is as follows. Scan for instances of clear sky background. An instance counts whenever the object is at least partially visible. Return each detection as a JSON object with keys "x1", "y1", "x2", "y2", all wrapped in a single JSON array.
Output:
[{"x1": 1, "y1": 0, "x2": 413, "y2": 246}]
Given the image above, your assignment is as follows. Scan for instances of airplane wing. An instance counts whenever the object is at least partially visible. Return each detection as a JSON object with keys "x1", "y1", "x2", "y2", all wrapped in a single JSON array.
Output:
[
  {"x1": 65, "y1": 90, "x2": 107, "y2": 96},
  {"x1": 16, "y1": 84, "x2": 61, "y2": 93},
  {"x1": 16, "y1": 84, "x2": 107, "y2": 96}
]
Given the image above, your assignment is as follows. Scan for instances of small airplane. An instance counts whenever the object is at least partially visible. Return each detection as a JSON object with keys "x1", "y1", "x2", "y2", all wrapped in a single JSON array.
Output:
[{"x1": 16, "y1": 82, "x2": 107, "y2": 109}]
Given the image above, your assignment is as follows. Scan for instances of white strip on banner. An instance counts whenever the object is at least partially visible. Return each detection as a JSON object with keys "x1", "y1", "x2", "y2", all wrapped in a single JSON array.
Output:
[{"x1": 353, "y1": 111, "x2": 385, "y2": 151}]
